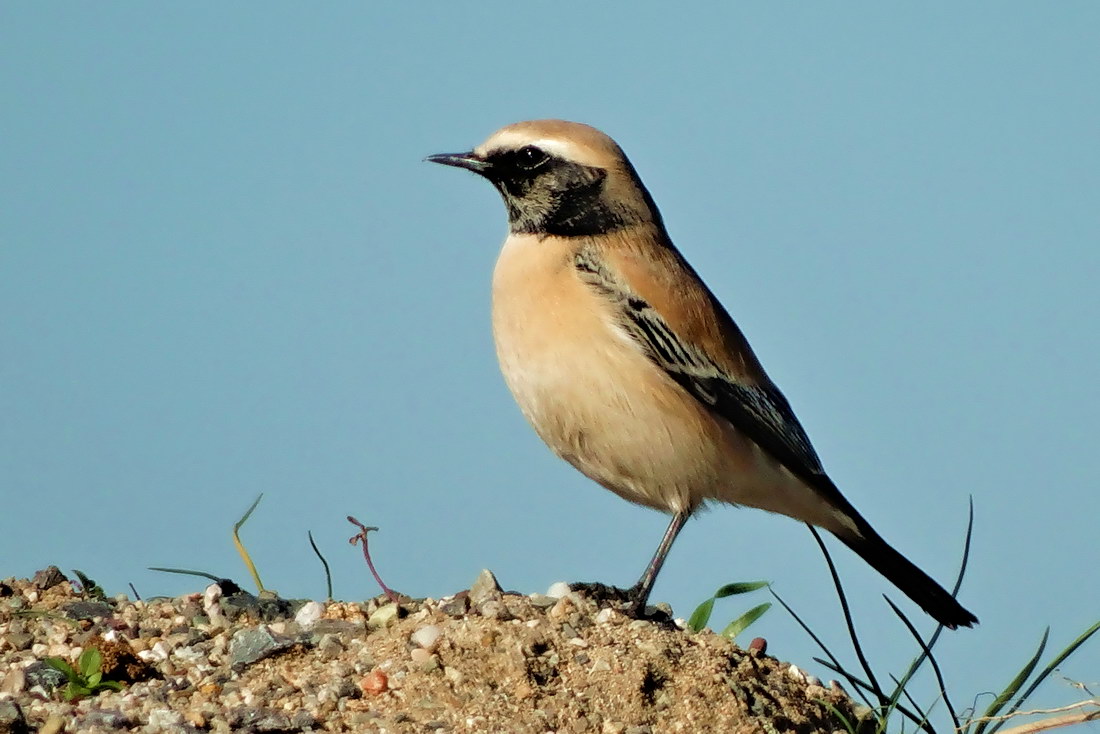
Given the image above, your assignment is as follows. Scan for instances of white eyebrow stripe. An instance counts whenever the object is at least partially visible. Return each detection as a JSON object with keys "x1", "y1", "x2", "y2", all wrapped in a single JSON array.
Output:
[{"x1": 475, "y1": 132, "x2": 585, "y2": 162}]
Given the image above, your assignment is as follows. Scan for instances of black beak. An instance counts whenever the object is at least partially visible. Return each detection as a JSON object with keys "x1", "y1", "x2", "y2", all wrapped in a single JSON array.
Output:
[{"x1": 425, "y1": 151, "x2": 490, "y2": 175}]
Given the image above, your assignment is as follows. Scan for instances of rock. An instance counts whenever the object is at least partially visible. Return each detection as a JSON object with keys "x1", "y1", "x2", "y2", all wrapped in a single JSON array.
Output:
[
  {"x1": 410, "y1": 648, "x2": 437, "y2": 670},
  {"x1": 294, "y1": 601, "x2": 324, "y2": 630},
  {"x1": 787, "y1": 664, "x2": 807, "y2": 683},
  {"x1": 32, "y1": 566, "x2": 66, "y2": 591},
  {"x1": 360, "y1": 670, "x2": 388, "y2": 696},
  {"x1": 78, "y1": 710, "x2": 133, "y2": 730},
  {"x1": 310, "y1": 618, "x2": 363, "y2": 637},
  {"x1": 317, "y1": 634, "x2": 345, "y2": 660},
  {"x1": 228, "y1": 626, "x2": 293, "y2": 669},
  {"x1": 62, "y1": 600, "x2": 113, "y2": 620},
  {"x1": 549, "y1": 597, "x2": 575, "y2": 621},
  {"x1": 477, "y1": 600, "x2": 511, "y2": 621},
  {"x1": 590, "y1": 658, "x2": 612, "y2": 673},
  {"x1": 528, "y1": 593, "x2": 558, "y2": 609},
  {"x1": 367, "y1": 603, "x2": 399, "y2": 629},
  {"x1": 749, "y1": 637, "x2": 767, "y2": 655},
  {"x1": 0, "y1": 668, "x2": 25, "y2": 696},
  {"x1": 410, "y1": 625, "x2": 442, "y2": 652},
  {"x1": 469, "y1": 569, "x2": 503, "y2": 605},
  {"x1": 438, "y1": 594, "x2": 470, "y2": 617},
  {"x1": 225, "y1": 707, "x2": 313, "y2": 731},
  {"x1": 221, "y1": 591, "x2": 305, "y2": 622},
  {"x1": 22, "y1": 662, "x2": 66, "y2": 696},
  {"x1": 594, "y1": 608, "x2": 616, "y2": 625},
  {"x1": 3, "y1": 633, "x2": 32, "y2": 652},
  {"x1": 0, "y1": 700, "x2": 28, "y2": 734},
  {"x1": 546, "y1": 581, "x2": 571, "y2": 599}
]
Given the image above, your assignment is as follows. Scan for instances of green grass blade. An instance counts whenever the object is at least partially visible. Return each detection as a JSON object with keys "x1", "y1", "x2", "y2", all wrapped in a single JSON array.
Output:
[
  {"x1": 883, "y1": 596, "x2": 959, "y2": 731},
  {"x1": 807, "y1": 526, "x2": 887, "y2": 710},
  {"x1": 813, "y1": 657, "x2": 888, "y2": 723},
  {"x1": 688, "y1": 597, "x2": 715, "y2": 632},
  {"x1": 986, "y1": 619, "x2": 1100, "y2": 734},
  {"x1": 232, "y1": 493, "x2": 265, "y2": 592},
  {"x1": 721, "y1": 602, "x2": 771, "y2": 640},
  {"x1": 818, "y1": 700, "x2": 858, "y2": 734},
  {"x1": 714, "y1": 581, "x2": 769, "y2": 598},
  {"x1": 888, "y1": 672, "x2": 933, "y2": 731},
  {"x1": 147, "y1": 567, "x2": 222, "y2": 581},
  {"x1": 772, "y1": 587, "x2": 877, "y2": 712},
  {"x1": 973, "y1": 628, "x2": 1049, "y2": 734}
]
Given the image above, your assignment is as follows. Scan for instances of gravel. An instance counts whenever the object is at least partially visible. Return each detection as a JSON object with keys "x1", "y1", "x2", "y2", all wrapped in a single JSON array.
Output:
[{"x1": 0, "y1": 567, "x2": 862, "y2": 733}]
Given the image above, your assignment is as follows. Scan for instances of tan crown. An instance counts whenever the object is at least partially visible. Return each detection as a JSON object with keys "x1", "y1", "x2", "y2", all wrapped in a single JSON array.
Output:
[{"x1": 474, "y1": 120, "x2": 630, "y2": 171}]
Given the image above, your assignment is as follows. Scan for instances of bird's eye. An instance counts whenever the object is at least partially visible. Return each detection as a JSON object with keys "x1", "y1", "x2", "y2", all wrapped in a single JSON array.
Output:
[{"x1": 517, "y1": 145, "x2": 549, "y2": 169}]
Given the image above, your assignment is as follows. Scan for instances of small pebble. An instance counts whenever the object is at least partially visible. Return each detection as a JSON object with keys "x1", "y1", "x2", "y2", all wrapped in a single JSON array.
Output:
[
  {"x1": 469, "y1": 569, "x2": 503, "y2": 605},
  {"x1": 548, "y1": 597, "x2": 574, "y2": 620},
  {"x1": 527, "y1": 593, "x2": 557, "y2": 609},
  {"x1": 360, "y1": 670, "x2": 388, "y2": 695},
  {"x1": 477, "y1": 600, "x2": 511, "y2": 621},
  {"x1": 590, "y1": 658, "x2": 612, "y2": 673},
  {"x1": 546, "y1": 581, "x2": 571, "y2": 599},
  {"x1": 367, "y1": 603, "x2": 399, "y2": 629},
  {"x1": 411, "y1": 625, "x2": 442, "y2": 652},
  {"x1": 289, "y1": 600, "x2": 321, "y2": 632}
]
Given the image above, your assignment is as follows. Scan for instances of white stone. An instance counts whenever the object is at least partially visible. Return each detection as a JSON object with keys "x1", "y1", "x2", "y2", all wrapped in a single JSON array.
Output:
[
  {"x1": 787, "y1": 664, "x2": 807, "y2": 683},
  {"x1": 546, "y1": 581, "x2": 571, "y2": 599},
  {"x1": 295, "y1": 601, "x2": 324, "y2": 630},
  {"x1": 410, "y1": 625, "x2": 442, "y2": 652}
]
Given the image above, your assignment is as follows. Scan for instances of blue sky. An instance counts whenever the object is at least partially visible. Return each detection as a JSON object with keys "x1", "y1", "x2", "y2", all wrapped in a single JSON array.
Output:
[{"x1": 3, "y1": 2, "x2": 1097, "y2": 725}]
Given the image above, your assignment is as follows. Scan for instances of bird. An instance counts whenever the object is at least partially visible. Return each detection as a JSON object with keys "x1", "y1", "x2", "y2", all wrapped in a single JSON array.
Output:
[{"x1": 427, "y1": 119, "x2": 977, "y2": 629}]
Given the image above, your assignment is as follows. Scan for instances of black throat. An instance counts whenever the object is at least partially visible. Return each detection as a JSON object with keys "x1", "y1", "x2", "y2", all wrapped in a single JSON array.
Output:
[{"x1": 486, "y1": 154, "x2": 653, "y2": 238}]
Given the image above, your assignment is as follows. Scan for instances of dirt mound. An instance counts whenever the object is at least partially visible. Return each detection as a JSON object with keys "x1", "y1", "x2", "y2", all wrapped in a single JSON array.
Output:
[{"x1": 0, "y1": 568, "x2": 859, "y2": 733}]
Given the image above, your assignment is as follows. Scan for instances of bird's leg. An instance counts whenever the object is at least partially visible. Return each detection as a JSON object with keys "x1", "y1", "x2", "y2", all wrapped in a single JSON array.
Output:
[{"x1": 627, "y1": 510, "x2": 690, "y2": 615}]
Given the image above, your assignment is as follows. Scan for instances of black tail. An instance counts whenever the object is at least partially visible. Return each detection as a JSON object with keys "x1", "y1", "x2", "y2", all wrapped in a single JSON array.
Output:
[{"x1": 838, "y1": 529, "x2": 978, "y2": 629}]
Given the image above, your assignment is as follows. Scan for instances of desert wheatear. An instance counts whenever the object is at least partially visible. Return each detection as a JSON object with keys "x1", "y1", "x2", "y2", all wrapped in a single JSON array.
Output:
[{"x1": 428, "y1": 120, "x2": 976, "y2": 628}]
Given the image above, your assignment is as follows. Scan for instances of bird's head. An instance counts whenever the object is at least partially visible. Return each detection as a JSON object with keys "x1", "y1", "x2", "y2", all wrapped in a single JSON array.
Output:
[{"x1": 427, "y1": 119, "x2": 661, "y2": 237}]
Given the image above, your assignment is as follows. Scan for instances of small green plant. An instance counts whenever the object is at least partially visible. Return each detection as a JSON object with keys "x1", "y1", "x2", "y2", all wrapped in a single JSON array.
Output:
[
  {"x1": 71, "y1": 569, "x2": 106, "y2": 600},
  {"x1": 687, "y1": 580, "x2": 771, "y2": 640},
  {"x1": 45, "y1": 648, "x2": 124, "y2": 701}
]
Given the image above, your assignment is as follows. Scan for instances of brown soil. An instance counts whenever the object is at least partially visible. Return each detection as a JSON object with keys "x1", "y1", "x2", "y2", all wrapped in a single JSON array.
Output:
[{"x1": 0, "y1": 568, "x2": 861, "y2": 733}]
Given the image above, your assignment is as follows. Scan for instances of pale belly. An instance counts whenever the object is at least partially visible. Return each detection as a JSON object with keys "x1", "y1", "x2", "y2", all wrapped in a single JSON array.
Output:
[{"x1": 489, "y1": 235, "x2": 849, "y2": 532}]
